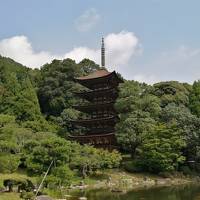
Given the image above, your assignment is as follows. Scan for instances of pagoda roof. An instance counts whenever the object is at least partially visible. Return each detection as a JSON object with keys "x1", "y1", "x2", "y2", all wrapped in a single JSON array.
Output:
[
  {"x1": 76, "y1": 69, "x2": 111, "y2": 80},
  {"x1": 71, "y1": 115, "x2": 119, "y2": 127},
  {"x1": 74, "y1": 70, "x2": 123, "y2": 89}
]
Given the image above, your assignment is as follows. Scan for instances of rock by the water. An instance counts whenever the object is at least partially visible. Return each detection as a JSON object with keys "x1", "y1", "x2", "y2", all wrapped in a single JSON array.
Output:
[{"x1": 36, "y1": 195, "x2": 53, "y2": 200}]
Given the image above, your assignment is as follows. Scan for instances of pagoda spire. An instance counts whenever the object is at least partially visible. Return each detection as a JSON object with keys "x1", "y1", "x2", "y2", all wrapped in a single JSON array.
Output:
[{"x1": 101, "y1": 37, "x2": 105, "y2": 67}]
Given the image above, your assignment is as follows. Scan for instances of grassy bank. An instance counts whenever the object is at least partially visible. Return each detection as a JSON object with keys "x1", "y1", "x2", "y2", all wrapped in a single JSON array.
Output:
[
  {"x1": 0, "y1": 169, "x2": 197, "y2": 199},
  {"x1": 88, "y1": 169, "x2": 195, "y2": 191},
  {"x1": 0, "y1": 171, "x2": 37, "y2": 200}
]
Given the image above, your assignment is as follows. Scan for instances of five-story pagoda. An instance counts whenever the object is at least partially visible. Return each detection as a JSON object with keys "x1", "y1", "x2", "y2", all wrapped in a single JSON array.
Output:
[{"x1": 69, "y1": 38, "x2": 123, "y2": 148}]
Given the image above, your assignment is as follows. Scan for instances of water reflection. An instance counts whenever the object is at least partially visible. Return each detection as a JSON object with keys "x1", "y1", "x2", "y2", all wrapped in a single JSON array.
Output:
[{"x1": 70, "y1": 184, "x2": 200, "y2": 200}]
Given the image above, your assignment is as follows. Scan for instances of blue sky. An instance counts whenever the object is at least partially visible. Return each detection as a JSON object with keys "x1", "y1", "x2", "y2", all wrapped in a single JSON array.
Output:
[{"x1": 0, "y1": 0, "x2": 200, "y2": 83}]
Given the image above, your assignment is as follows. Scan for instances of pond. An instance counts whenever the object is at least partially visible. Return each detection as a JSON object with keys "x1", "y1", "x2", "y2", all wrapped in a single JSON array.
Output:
[{"x1": 68, "y1": 184, "x2": 200, "y2": 200}]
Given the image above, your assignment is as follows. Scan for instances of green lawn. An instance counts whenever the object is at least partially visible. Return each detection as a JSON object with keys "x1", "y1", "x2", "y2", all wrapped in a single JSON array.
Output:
[{"x1": 0, "y1": 192, "x2": 21, "y2": 200}]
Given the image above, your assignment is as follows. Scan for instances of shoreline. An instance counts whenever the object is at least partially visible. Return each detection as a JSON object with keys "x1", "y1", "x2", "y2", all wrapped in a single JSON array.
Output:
[
  {"x1": 68, "y1": 170, "x2": 200, "y2": 193},
  {"x1": 0, "y1": 170, "x2": 200, "y2": 199}
]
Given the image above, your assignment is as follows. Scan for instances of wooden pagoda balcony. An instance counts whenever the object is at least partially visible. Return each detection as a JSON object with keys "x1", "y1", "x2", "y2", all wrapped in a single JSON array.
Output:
[
  {"x1": 72, "y1": 101, "x2": 115, "y2": 113},
  {"x1": 70, "y1": 115, "x2": 119, "y2": 127},
  {"x1": 74, "y1": 87, "x2": 118, "y2": 102},
  {"x1": 69, "y1": 132, "x2": 116, "y2": 146}
]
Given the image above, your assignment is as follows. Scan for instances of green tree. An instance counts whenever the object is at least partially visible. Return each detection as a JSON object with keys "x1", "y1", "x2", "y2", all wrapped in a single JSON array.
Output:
[
  {"x1": 153, "y1": 81, "x2": 191, "y2": 107},
  {"x1": 137, "y1": 124, "x2": 186, "y2": 173},
  {"x1": 116, "y1": 111, "x2": 155, "y2": 157},
  {"x1": 47, "y1": 165, "x2": 74, "y2": 187},
  {"x1": 115, "y1": 81, "x2": 160, "y2": 156},
  {"x1": 0, "y1": 153, "x2": 20, "y2": 173},
  {"x1": 25, "y1": 136, "x2": 71, "y2": 174},
  {"x1": 70, "y1": 144, "x2": 121, "y2": 178},
  {"x1": 189, "y1": 80, "x2": 200, "y2": 117},
  {"x1": 161, "y1": 103, "x2": 200, "y2": 164}
]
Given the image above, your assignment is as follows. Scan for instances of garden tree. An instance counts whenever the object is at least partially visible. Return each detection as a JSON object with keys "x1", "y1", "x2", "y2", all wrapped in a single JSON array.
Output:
[
  {"x1": 153, "y1": 81, "x2": 192, "y2": 107},
  {"x1": 98, "y1": 149, "x2": 122, "y2": 169},
  {"x1": 46, "y1": 165, "x2": 74, "y2": 187},
  {"x1": 137, "y1": 124, "x2": 186, "y2": 173},
  {"x1": 0, "y1": 153, "x2": 20, "y2": 173},
  {"x1": 25, "y1": 136, "x2": 72, "y2": 174},
  {"x1": 116, "y1": 111, "x2": 156, "y2": 157},
  {"x1": 161, "y1": 103, "x2": 200, "y2": 163},
  {"x1": 70, "y1": 144, "x2": 102, "y2": 178},
  {"x1": 69, "y1": 143, "x2": 122, "y2": 178},
  {"x1": 189, "y1": 80, "x2": 200, "y2": 117}
]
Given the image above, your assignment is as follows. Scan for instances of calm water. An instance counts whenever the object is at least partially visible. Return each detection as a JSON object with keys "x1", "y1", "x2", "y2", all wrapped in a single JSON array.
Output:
[{"x1": 69, "y1": 184, "x2": 200, "y2": 200}]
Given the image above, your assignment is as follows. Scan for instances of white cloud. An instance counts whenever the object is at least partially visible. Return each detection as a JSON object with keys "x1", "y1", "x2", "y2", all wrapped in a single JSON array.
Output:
[
  {"x1": 131, "y1": 45, "x2": 200, "y2": 84},
  {"x1": 132, "y1": 74, "x2": 160, "y2": 85},
  {"x1": 65, "y1": 31, "x2": 140, "y2": 71},
  {"x1": 0, "y1": 31, "x2": 140, "y2": 70},
  {"x1": 105, "y1": 31, "x2": 140, "y2": 70},
  {"x1": 0, "y1": 36, "x2": 61, "y2": 68},
  {"x1": 1, "y1": 34, "x2": 200, "y2": 84},
  {"x1": 74, "y1": 8, "x2": 100, "y2": 32}
]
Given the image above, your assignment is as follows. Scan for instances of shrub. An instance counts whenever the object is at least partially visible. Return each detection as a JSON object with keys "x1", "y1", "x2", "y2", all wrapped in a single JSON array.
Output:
[
  {"x1": 0, "y1": 153, "x2": 20, "y2": 173},
  {"x1": 123, "y1": 161, "x2": 142, "y2": 173},
  {"x1": 180, "y1": 166, "x2": 193, "y2": 175}
]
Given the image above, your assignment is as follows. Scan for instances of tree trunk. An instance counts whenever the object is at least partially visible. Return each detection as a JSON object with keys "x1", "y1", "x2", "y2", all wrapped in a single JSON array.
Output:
[
  {"x1": 82, "y1": 165, "x2": 87, "y2": 179},
  {"x1": 8, "y1": 184, "x2": 13, "y2": 192}
]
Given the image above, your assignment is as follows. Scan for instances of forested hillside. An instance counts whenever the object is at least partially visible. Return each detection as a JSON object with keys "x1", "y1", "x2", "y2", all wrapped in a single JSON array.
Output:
[
  {"x1": 116, "y1": 80, "x2": 200, "y2": 174},
  {"x1": 1, "y1": 54, "x2": 200, "y2": 195},
  {"x1": 0, "y1": 56, "x2": 121, "y2": 194}
]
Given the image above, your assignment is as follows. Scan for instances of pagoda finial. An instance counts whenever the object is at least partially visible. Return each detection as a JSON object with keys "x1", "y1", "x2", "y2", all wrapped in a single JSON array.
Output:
[{"x1": 101, "y1": 37, "x2": 105, "y2": 67}]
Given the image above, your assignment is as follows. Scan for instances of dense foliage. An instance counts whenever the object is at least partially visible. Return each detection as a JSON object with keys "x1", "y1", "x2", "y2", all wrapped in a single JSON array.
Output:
[
  {"x1": 115, "y1": 80, "x2": 200, "y2": 173},
  {"x1": 0, "y1": 56, "x2": 121, "y2": 193},
  {"x1": 1, "y1": 54, "x2": 200, "y2": 188}
]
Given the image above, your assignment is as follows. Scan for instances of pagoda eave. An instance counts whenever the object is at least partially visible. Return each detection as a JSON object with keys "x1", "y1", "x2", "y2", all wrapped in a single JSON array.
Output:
[
  {"x1": 72, "y1": 102, "x2": 115, "y2": 113},
  {"x1": 68, "y1": 132, "x2": 116, "y2": 145},
  {"x1": 74, "y1": 88, "x2": 118, "y2": 101},
  {"x1": 75, "y1": 71, "x2": 123, "y2": 89},
  {"x1": 70, "y1": 115, "x2": 119, "y2": 127}
]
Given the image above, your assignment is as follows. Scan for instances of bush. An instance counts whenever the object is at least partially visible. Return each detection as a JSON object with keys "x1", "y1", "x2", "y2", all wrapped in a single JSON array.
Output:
[
  {"x1": 123, "y1": 161, "x2": 142, "y2": 173},
  {"x1": 3, "y1": 178, "x2": 34, "y2": 192},
  {"x1": 0, "y1": 153, "x2": 20, "y2": 173},
  {"x1": 158, "y1": 171, "x2": 173, "y2": 178},
  {"x1": 45, "y1": 165, "x2": 74, "y2": 188},
  {"x1": 180, "y1": 165, "x2": 193, "y2": 175},
  {"x1": 20, "y1": 191, "x2": 35, "y2": 200}
]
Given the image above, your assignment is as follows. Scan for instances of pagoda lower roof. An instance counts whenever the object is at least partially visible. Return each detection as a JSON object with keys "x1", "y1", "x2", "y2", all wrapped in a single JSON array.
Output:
[
  {"x1": 74, "y1": 87, "x2": 118, "y2": 101},
  {"x1": 73, "y1": 102, "x2": 115, "y2": 113},
  {"x1": 70, "y1": 115, "x2": 119, "y2": 127},
  {"x1": 68, "y1": 132, "x2": 116, "y2": 146},
  {"x1": 69, "y1": 132, "x2": 115, "y2": 139}
]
